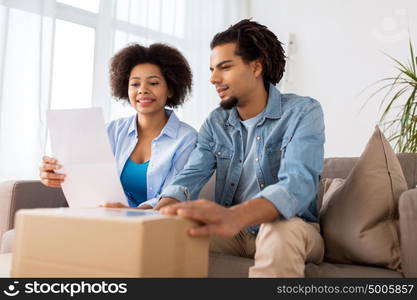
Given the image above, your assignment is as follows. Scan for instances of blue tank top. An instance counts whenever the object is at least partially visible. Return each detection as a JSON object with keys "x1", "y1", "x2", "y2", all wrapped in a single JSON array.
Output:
[{"x1": 120, "y1": 158, "x2": 149, "y2": 207}]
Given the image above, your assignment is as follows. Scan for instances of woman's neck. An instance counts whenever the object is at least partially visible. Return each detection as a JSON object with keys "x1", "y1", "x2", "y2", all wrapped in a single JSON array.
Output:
[{"x1": 136, "y1": 109, "x2": 168, "y2": 138}]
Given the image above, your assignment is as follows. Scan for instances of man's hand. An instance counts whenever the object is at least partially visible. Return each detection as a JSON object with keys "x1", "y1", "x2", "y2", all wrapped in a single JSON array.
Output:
[
  {"x1": 102, "y1": 202, "x2": 153, "y2": 209},
  {"x1": 154, "y1": 197, "x2": 180, "y2": 210},
  {"x1": 160, "y1": 199, "x2": 245, "y2": 237}
]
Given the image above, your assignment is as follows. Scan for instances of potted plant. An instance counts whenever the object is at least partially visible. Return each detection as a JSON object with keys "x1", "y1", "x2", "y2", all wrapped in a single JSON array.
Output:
[{"x1": 367, "y1": 40, "x2": 417, "y2": 152}]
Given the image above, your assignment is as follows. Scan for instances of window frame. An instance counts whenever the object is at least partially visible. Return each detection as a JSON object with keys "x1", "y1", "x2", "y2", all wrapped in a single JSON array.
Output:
[{"x1": 1, "y1": 0, "x2": 187, "y2": 121}]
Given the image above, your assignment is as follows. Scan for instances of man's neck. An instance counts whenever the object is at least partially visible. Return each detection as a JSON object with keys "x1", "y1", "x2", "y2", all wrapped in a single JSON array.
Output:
[{"x1": 236, "y1": 84, "x2": 268, "y2": 121}]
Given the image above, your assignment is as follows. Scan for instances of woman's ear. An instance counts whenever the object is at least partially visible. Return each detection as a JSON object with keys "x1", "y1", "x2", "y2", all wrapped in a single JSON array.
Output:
[{"x1": 168, "y1": 88, "x2": 173, "y2": 99}]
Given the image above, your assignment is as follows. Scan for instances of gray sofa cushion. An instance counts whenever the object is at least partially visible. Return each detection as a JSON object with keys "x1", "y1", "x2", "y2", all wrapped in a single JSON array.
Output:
[
  {"x1": 305, "y1": 262, "x2": 403, "y2": 278},
  {"x1": 208, "y1": 252, "x2": 402, "y2": 278},
  {"x1": 322, "y1": 154, "x2": 417, "y2": 189}
]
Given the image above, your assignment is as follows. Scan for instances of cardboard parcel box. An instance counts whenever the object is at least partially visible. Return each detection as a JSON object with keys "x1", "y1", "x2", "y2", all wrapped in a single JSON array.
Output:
[{"x1": 11, "y1": 208, "x2": 209, "y2": 277}]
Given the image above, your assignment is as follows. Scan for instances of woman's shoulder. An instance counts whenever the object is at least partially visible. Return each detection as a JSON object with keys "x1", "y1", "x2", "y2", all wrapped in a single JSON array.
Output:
[
  {"x1": 105, "y1": 115, "x2": 136, "y2": 134},
  {"x1": 167, "y1": 110, "x2": 197, "y2": 140},
  {"x1": 178, "y1": 120, "x2": 197, "y2": 136},
  {"x1": 174, "y1": 120, "x2": 198, "y2": 145}
]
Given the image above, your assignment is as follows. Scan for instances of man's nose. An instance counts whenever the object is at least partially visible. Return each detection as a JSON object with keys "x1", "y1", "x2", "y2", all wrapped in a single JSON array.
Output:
[{"x1": 210, "y1": 71, "x2": 220, "y2": 85}]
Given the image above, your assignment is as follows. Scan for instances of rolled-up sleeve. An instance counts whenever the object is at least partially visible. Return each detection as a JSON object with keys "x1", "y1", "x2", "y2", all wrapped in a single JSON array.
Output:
[{"x1": 254, "y1": 101, "x2": 325, "y2": 220}]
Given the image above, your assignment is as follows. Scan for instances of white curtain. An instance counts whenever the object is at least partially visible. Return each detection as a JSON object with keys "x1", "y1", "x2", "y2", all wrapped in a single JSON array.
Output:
[
  {"x1": 177, "y1": 0, "x2": 249, "y2": 130},
  {"x1": 0, "y1": 0, "x2": 55, "y2": 180},
  {"x1": 0, "y1": 0, "x2": 248, "y2": 181}
]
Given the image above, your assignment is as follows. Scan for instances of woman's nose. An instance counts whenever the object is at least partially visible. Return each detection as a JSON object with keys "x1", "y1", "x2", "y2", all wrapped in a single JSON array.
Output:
[{"x1": 137, "y1": 86, "x2": 149, "y2": 94}]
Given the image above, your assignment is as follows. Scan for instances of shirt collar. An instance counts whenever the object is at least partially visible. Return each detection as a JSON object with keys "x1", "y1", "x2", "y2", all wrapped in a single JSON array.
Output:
[
  {"x1": 127, "y1": 109, "x2": 180, "y2": 139},
  {"x1": 264, "y1": 83, "x2": 283, "y2": 119},
  {"x1": 159, "y1": 109, "x2": 180, "y2": 139},
  {"x1": 226, "y1": 83, "x2": 282, "y2": 127},
  {"x1": 127, "y1": 115, "x2": 137, "y2": 136}
]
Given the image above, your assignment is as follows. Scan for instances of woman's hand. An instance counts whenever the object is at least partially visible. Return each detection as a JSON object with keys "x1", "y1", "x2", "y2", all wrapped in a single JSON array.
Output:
[
  {"x1": 102, "y1": 202, "x2": 153, "y2": 210},
  {"x1": 39, "y1": 156, "x2": 65, "y2": 188}
]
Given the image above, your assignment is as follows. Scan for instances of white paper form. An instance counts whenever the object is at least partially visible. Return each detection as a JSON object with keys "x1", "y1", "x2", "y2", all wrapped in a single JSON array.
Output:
[{"x1": 46, "y1": 108, "x2": 128, "y2": 208}]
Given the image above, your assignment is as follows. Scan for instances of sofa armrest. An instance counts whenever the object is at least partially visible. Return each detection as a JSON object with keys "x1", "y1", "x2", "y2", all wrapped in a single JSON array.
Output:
[
  {"x1": 0, "y1": 180, "x2": 67, "y2": 234},
  {"x1": 399, "y1": 188, "x2": 417, "y2": 277}
]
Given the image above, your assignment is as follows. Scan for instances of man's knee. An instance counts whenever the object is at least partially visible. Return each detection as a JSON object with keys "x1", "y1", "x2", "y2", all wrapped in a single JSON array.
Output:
[
  {"x1": 257, "y1": 217, "x2": 307, "y2": 244},
  {"x1": 256, "y1": 217, "x2": 324, "y2": 264}
]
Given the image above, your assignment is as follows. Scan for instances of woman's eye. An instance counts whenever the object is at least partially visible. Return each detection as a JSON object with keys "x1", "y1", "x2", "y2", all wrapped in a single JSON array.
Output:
[
  {"x1": 130, "y1": 83, "x2": 139, "y2": 87},
  {"x1": 150, "y1": 82, "x2": 159, "y2": 86}
]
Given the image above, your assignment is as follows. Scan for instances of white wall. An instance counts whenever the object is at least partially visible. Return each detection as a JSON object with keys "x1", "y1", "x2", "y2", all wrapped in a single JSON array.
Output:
[{"x1": 250, "y1": 0, "x2": 417, "y2": 157}]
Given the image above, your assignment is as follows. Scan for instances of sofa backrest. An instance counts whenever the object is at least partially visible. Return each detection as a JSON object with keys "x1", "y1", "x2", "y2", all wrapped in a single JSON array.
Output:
[{"x1": 322, "y1": 153, "x2": 417, "y2": 189}]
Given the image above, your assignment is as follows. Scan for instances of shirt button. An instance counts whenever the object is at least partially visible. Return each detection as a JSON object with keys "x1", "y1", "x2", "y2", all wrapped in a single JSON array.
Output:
[
  {"x1": 217, "y1": 152, "x2": 221, "y2": 156},
  {"x1": 255, "y1": 157, "x2": 259, "y2": 162},
  {"x1": 260, "y1": 184, "x2": 264, "y2": 188},
  {"x1": 256, "y1": 136, "x2": 260, "y2": 141}
]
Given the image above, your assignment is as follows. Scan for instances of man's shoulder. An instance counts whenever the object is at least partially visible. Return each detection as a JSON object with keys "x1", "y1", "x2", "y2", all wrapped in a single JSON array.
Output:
[
  {"x1": 280, "y1": 93, "x2": 321, "y2": 113},
  {"x1": 205, "y1": 106, "x2": 230, "y2": 122}
]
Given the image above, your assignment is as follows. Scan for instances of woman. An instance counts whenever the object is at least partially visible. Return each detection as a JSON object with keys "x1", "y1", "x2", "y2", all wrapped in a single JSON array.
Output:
[{"x1": 40, "y1": 43, "x2": 197, "y2": 209}]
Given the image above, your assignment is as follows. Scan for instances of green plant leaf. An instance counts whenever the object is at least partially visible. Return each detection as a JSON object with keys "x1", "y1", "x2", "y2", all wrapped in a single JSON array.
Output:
[{"x1": 366, "y1": 38, "x2": 417, "y2": 152}]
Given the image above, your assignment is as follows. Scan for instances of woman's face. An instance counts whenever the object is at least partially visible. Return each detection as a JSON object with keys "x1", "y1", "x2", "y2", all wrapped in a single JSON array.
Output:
[{"x1": 128, "y1": 63, "x2": 172, "y2": 115}]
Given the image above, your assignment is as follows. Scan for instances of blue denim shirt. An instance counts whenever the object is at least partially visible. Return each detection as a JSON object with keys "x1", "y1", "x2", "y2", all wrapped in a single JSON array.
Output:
[
  {"x1": 106, "y1": 109, "x2": 197, "y2": 207},
  {"x1": 160, "y1": 84, "x2": 325, "y2": 225}
]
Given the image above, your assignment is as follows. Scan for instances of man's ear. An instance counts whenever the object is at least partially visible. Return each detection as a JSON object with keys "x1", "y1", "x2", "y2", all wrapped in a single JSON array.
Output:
[{"x1": 251, "y1": 59, "x2": 263, "y2": 78}]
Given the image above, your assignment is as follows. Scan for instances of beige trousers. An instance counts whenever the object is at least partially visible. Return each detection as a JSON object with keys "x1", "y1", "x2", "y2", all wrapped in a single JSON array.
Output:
[{"x1": 210, "y1": 217, "x2": 324, "y2": 277}]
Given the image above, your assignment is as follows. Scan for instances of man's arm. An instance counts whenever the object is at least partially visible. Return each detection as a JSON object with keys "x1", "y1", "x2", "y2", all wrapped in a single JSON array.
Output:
[
  {"x1": 160, "y1": 197, "x2": 279, "y2": 237},
  {"x1": 157, "y1": 117, "x2": 217, "y2": 203},
  {"x1": 252, "y1": 100, "x2": 325, "y2": 220},
  {"x1": 161, "y1": 100, "x2": 325, "y2": 235}
]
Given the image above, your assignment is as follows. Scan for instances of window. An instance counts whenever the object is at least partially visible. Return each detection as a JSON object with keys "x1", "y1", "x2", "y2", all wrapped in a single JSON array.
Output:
[
  {"x1": 58, "y1": 0, "x2": 99, "y2": 13},
  {"x1": 50, "y1": 20, "x2": 95, "y2": 109},
  {"x1": 0, "y1": 0, "x2": 248, "y2": 180}
]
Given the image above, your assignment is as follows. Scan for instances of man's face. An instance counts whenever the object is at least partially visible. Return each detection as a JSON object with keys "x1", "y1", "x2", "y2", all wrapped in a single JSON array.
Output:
[{"x1": 210, "y1": 42, "x2": 260, "y2": 109}]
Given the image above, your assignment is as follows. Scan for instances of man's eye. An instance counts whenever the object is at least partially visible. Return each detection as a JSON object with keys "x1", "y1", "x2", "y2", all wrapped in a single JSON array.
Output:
[
  {"x1": 222, "y1": 66, "x2": 231, "y2": 70},
  {"x1": 150, "y1": 82, "x2": 159, "y2": 86}
]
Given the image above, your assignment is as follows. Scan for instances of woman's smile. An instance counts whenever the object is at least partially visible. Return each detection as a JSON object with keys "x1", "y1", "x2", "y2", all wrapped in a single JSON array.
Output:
[{"x1": 136, "y1": 96, "x2": 156, "y2": 106}]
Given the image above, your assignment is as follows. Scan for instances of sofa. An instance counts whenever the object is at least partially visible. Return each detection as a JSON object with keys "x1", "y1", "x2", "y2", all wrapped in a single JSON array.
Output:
[{"x1": 1, "y1": 154, "x2": 416, "y2": 277}]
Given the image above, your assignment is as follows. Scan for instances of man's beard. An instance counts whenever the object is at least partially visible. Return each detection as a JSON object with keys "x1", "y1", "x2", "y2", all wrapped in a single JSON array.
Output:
[{"x1": 219, "y1": 96, "x2": 238, "y2": 110}]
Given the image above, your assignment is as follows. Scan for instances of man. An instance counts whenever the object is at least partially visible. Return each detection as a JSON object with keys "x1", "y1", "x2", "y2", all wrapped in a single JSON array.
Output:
[{"x1": 156, "y1": 19, "x2": 325, "y2": 277}]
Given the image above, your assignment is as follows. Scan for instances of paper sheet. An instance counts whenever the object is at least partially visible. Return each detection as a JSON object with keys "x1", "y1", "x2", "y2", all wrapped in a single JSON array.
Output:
[{"x1": 46, "y1": 108, "x2": 128, "y2": 208}]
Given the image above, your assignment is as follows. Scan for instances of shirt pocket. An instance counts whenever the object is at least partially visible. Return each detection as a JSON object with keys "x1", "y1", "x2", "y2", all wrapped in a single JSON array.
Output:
[
  {"x1": 266, "y1": 138, "x2": 290, "y2": 180},
  {"x1": 212, "y1": 143, "x2": 233, "y2": 179}
]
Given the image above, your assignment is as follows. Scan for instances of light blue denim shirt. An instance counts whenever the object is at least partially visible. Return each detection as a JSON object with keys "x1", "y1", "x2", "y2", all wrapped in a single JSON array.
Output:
[
  {"x1": 106, "y1": 109, "x2": 197, "y2": 207},
  {"x1": 160, "y1": 84, "x2": 325, "y2": 225}
]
